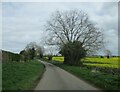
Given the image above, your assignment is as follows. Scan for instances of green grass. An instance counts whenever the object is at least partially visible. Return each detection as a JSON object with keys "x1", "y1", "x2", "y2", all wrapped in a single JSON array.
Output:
[
  {"x1": 2, "y1": 60, "x2": 44, "y2": 90},
  {"x1": 50, "y1": 61, "x2": 119, "y2": 91},
  {"x1": 52, "y1": 57, "x2": 119, "y2": 69},
  {"x1": 0, "y1": 62, "x2": 2, "y2": 91}
]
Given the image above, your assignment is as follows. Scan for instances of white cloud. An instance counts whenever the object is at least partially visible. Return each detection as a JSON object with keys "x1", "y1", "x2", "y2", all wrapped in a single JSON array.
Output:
[
  {"x1": 2, "y1": 2, "x2": 118, "y2": 55},
  {"x1": 1, "y1": 0, "x2": 119, "y2": 2},
  {"x1": 0, "y1": 3, "x2": 2, "y2": 49}
]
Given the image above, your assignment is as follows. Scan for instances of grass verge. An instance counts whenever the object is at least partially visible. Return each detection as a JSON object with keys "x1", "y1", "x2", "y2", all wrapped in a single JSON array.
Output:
[
  {"x1": 2, "y1": 60, "x2": 45, "y2": 91},
  {"x1": 49, "y1": 60, "x2": 119, "y2": 92}
]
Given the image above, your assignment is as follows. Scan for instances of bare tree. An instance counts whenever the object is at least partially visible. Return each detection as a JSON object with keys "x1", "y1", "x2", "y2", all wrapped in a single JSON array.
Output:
[
  {"x1": 104, "y1": 49, "x2": 112, "y2": 59},
  {"x1": 35, "y1": 45, "x2": 44, "y2": 58},
  {"x1": 44, "y1": 46, "x2": 56, "y2": 60},
  {"x1": 20, "y1": 42, "x2": 44, "y2": 61},
  {"x1": 25, "y1": 42, "x2": 38, "y2": 50},
  {"x1": 45, "y1": 10, "x2": 104, "y2": 65},
  {"x1": 46, "y1": 10, "x2": 104, "y2": 53}
]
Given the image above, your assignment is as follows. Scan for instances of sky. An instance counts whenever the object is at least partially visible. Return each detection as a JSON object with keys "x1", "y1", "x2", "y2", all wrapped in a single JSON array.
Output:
[{"x1": 1, "y1": 0, "x2": 119, "y2": 55}]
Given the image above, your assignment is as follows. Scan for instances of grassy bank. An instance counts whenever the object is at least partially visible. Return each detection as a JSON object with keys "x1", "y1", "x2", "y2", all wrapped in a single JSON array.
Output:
[
  {"x1": 2, "y1": 60, "x2": 44, "y2": 90},
  {"x1": 49, "y1": 60, "x2": 119, "y2": 91}
]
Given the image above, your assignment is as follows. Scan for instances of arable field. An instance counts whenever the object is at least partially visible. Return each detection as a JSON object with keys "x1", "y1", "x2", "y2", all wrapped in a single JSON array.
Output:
[
  {"x1": 52, "y1": 56, "x2": 119, "y2": 69},
  {"x1": 83, "y1": 57, "x2": 119, "y2": 68},
  {"x1": 2, "y1": 60, "x2": 44, "y2": 90},
  {"x1": 52, "y1": 56, "x2": 64, "y2": 62}
]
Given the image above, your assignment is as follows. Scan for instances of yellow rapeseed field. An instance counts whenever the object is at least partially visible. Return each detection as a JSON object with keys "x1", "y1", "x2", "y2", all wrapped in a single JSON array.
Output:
[{"x1": 52, "y1": 56, "x2": 119, "y2": 68}]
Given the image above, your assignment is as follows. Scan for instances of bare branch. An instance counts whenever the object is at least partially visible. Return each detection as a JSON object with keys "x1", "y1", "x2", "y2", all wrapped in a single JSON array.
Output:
[{"x1": 45, "y1": 10, "x2": 104, "y2": 54}]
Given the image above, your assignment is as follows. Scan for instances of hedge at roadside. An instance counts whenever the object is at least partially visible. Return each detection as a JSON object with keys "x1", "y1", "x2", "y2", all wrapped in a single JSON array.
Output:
[
  {"x1": 83, "y1": 65, "x2": 120, "y2": 76},
  {"x1": 2, "y1": 50, "x2": 21, "y2": 62}
]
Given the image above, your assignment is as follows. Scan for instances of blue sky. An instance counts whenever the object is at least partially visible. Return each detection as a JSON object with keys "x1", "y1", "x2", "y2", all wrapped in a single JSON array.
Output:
[{"x1": 1, "y1": 1, "x2": 118, "y2": 55}]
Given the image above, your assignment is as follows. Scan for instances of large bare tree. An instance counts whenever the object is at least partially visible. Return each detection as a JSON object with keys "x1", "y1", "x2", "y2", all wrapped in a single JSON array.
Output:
[{"x1": 45, "y1": 10, "x2": 104, "y2": 65}]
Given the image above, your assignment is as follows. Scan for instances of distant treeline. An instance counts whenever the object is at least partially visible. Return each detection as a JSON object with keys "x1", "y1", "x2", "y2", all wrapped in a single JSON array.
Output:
[{"x1": 2, "y1": 50, "x2": 20, "y2": 62}]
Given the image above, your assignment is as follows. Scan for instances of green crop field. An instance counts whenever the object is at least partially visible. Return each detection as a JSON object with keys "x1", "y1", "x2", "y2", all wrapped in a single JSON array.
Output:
[{"x1": 52, "y1": 57, "x2": 119, "y2": 69}]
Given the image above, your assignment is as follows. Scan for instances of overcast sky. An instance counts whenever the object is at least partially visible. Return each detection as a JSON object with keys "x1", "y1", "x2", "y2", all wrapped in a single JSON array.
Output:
[{"x1": 1, "y1": 0, "x2": 118, "y2": 55}]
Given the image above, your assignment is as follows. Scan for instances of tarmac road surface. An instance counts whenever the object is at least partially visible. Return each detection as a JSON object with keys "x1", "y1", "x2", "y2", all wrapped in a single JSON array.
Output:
[{"x1": 35, "y1": 60, "x2": 101, "y2": 90}]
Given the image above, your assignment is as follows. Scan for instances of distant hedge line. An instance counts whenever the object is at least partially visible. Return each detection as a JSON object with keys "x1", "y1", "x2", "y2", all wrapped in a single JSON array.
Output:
[{"x1": 2, "y1": 50, "x2": 21, "y2": 62}]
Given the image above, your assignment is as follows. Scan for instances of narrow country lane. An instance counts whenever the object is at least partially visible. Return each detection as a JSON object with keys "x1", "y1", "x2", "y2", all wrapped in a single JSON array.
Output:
[{"x1": 35, "y1": 60, "x2": 101, "y2": 90}]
